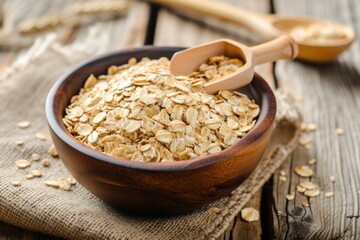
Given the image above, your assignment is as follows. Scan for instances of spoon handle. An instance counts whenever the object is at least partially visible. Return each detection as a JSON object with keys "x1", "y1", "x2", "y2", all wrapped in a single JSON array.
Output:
[
  {"x1": 251, "y1": 35, "x2": 298, "y2": 65},
  {"x1": 147, "y1": 0, "x2": 279, "y2": 41}
]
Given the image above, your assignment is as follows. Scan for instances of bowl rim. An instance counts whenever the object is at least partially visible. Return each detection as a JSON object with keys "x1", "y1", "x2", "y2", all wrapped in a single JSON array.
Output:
[{"x1": 46, "y1": 46, "x2": 276, "y2": 172}]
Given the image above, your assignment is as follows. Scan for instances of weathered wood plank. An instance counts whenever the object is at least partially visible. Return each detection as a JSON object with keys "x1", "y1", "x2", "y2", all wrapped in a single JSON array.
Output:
[
  {"x1": 273, "y1": 0, "x2": 360, "y2": 239},
  {"x1": 0, "y1": 0, "x2": 150, "y2": 238},
  {"x1": 153, "y1": 1, "x2": 272, "y2": 239}
]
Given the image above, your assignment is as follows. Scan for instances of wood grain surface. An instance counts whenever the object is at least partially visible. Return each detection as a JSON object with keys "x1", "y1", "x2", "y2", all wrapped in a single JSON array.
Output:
[
  {"x1": 1, "y1": 0, "x2": 360, "y2": 239},
  {"x1": 272, "y1": 0, "x2": 360, "y2": 239}
]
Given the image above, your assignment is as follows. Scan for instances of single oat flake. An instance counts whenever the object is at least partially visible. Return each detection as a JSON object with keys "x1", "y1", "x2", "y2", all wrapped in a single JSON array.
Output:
[
  {"x1": 49, "y1": 145, "x2": 58, "y2": 157},
  {"x1": 307, "y1": 123, "x2": 317, "y2": 131},
  {"x1": 302, "y1": 201, "x2": 309, "y2": 207},
  {"x1": 63, "y1": 57, "x2": 259, "y2": 162},
  {"x1": 58, "y1": 177, "x2": 71, "y2": 191},
  {"x1": 15, "y1": 140, "x2": 24, "y2": 146},
  {"x1": 299, "y1": 181, "x2": 317, "y2": 190},
  {"x1": 36, "y1": 133, "x2": 47, "y2": 140},
  {"x1": 42, "y1": 158, "x2": 51, "y2": 167},
  {"x1": 241, "y1": 207, "x2": 259, "y2": 222},
  {"x1": 208, "y1": 207, "x2": 221, "y2": 214},
  {"x1": 279, "y1": 176, "x2": 287, "y2": 182},
  {"x1": 330, "y1": 176, "x2": 336, "y2": 183},
  {"x1": 31, "y1": 153, "x2": 41, "y2": 161},
  {"x1": 304, "y1": 189, "x2": 320, "y2": 197},
  {"x1": 31, "y1": 170, "x2": 42, "y2": 177},
  {"x1": 325, "y1": 191, "x2": 334, "y2": 198},
  {"x1": 285, "y1": 192, "x2": 295, "y2": 201},
  {"x1": 44, "y1": 180, "x2": 59, "y2": 188},
  {"x1": 15, "y1": 159, "x2": 31, "y2": 169},
  {"x1": 294, "y1": 165, "x2": 314, "y2": 177},
  {"x1": 308, "y1": 158, "x2": 317, "y2": 165},
  {"x1": 25, "y1": 173, "x2": 34, "y2": 179},
  {"x1": 336, "y1": 128, "x2": 345, "y2": 135},
  {"x1": 17, "y1": 121, "x2": 30, "y2": 129},
  {"x1": 11, "y1": 180, "x2": 22, "y2": 187},
  {"x1": 68, "y1": 177, "x2": 77, "y2": 186},
  {"x1": 297, "y1": 185, "x2": 307, "y2": 193}
]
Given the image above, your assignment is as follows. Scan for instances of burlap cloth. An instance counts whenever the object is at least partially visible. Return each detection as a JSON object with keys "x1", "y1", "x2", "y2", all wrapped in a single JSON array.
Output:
[{"x1": 0, "y1": 34, "x2": 301, "y2": 239}]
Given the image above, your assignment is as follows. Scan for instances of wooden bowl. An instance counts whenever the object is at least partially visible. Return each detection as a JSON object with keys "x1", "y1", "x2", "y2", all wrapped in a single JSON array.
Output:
[{"x1": 46, "y1": 47, "x2": 276, "y2": 215}]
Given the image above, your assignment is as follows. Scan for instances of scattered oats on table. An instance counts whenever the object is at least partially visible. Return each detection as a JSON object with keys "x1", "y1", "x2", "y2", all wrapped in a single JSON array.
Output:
[{"x1": 63, "y1": 57, "x2": 260, "y2": 162}]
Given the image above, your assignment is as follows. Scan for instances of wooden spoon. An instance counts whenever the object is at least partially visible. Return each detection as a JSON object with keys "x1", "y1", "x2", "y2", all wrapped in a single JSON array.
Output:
[
  {"x1": 171, "y1": 35, "x2": 298, "y2": 94},
  {"x1": 148, "y1": 0, "x2": 355, "y2": 63}
]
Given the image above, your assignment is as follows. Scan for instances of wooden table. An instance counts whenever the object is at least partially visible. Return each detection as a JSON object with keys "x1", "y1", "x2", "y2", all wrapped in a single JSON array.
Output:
[{"x1": 0, "y1": 0, "x2": 359, "y2": 239}]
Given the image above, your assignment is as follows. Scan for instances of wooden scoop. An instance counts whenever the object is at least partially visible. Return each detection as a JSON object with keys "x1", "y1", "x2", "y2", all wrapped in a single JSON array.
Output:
[
  {"x1": 148, "y1": 0, "x2": 355, "y2": 63},
  {"x1": 171, "y1": 35, "x2": 298, "y2": 94}
]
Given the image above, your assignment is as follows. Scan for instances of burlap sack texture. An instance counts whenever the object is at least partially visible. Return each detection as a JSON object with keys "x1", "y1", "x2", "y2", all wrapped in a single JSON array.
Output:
[{"x1": 0, "y1": 34, "x2": 301, "y2": 240}]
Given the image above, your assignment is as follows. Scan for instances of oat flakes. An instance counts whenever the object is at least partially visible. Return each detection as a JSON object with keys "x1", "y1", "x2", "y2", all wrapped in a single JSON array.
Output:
[
  {"x1": 63, "y1": 57, "x2": 259, "y2": 162},
  {"x1": 42, "y1": 158, "x2": 51, "y2": 167},
  {"x1": 294, "y1": 165, "x2": 313, "y2": 177},
  {"x1": 11, "y1": 180, "x2": 22, "y2": 187},
  {"x1": 49, "y1": 145, "x2": 58, "y2": 157},
  {"x1": 241, "y1": 207, "x2": 259, "y2": 222},
  {"x1": 17, "y1": 121, "x2": 30, "y2": 129},
  {"x1": 325, "y1": 191, "x2": 334, "y2": 198},
  {"x1": 15, "y1": 159, "x2": 31, "y2": 169}
]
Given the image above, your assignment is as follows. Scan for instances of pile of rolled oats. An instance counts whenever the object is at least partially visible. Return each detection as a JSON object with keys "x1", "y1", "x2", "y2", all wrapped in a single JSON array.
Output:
[{"x1": 63, "y1": 57, "x2": 259, "y2": 162}]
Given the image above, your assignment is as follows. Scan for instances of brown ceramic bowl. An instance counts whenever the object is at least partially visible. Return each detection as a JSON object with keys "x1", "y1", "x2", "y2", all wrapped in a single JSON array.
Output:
[{"x1": 46, "y1": 47, "x2": 276, "y2": 215}]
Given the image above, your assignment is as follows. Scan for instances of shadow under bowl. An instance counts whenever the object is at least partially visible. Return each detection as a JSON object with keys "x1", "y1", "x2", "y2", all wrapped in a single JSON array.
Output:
[{"x1": 46, "y1": 46, "x2": 276, "y2": 215}]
